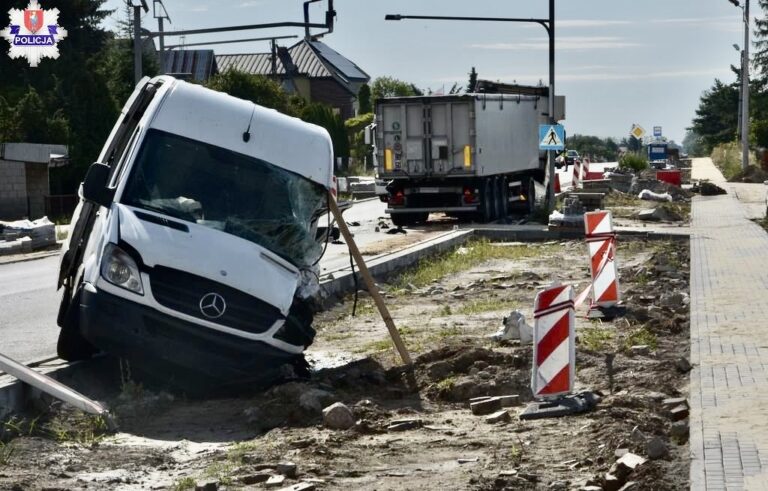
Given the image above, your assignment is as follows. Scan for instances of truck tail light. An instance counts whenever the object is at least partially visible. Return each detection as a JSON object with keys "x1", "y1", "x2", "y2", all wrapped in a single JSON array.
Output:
[
  {"x1": 385, "y1": 148, "x2": 394, "y2": 171},
  {"x1": 464, "y1": 145, "x2": 472, "y2": 169},
  {"x1": 389, "y1": 190, "x2": 405, "y2": 206},
  {"x1": 463, "y1": 187, "x2": 476, "y2": 204}
]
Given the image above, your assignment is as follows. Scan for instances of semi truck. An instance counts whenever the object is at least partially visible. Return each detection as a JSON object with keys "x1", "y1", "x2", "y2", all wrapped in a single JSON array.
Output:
[{"x1": 373, "y1": 88, "x2": 564, "y2": 226}]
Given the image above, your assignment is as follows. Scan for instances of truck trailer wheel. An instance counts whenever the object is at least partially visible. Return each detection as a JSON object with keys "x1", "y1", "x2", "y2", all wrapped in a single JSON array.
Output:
[
  {"x1": 477, "y1": 178, "x2": 495, "y2": 223},
  {"x1": 495, "y1": 177, "x2": 508, "y2": 220},
  {"x1": 524, "y1": 178, "x2": 536, "y2": 215}
]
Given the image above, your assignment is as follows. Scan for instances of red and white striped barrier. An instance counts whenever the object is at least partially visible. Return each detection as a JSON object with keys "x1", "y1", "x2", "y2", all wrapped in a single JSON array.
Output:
[
  {"x1": 571, "y1": 159, "x2": 582, "y2": 189},
  {"x1": 584, "y1": 210, "x2": 620, "y2": 308},
  {"x1": 531, "y1": 284, "x2": 575, "y2": 399}
]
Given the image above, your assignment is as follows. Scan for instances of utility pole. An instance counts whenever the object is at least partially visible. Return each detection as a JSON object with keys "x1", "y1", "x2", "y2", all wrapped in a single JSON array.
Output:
[
  {"x1": 153, "y1": 0, "x2": 171, "y2": 74},
  {"x1": 742, "y1": 0, "x2": 750, "y2": 170},
  {"x1": 546, "y1": 0, "x2": 556, "y2": 212},
  {"x1": 130, "y1": 1, "x2": 149, "y2": 85}
]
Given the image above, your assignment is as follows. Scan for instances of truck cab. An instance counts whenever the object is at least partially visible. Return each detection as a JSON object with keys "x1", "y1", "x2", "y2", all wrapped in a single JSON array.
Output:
[{"x1": 56, "y1": 76, "x2": 334, "y2": 390}]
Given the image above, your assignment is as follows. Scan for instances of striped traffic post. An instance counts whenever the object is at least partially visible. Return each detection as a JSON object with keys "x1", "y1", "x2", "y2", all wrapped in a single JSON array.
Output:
[
  {"x1": 531, "y1": 284, "x2": 575, "y2": 399},
  {"x1": 584, "y1": 210, "x2": 620, "y2": 308},
  {"x1": 571, "y1": 158, "x2": 582, "y2": 189}
]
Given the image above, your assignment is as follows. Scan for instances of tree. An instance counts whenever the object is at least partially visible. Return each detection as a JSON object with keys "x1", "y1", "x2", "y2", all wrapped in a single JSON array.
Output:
[
  {"x1": 467, "y1": 67, "x2": 478, "y2": 93},
  {"x1": 690, "y1": 79, "x2": 739, "y2": 153},
  {"x1": 448, "y1": 82, "x2": 463, "y2": 94},
  {"x1": 370, "y1": 76, "x2": 419, "y2": 100},
  {"x1": 345, "y1": 112, "x2": 374, "y2": 170},
  {"x1": 358, "y1": 83, "x2": 372, "y2": 114},
  {"x1": 682, "y1": 130, "x2": 706, "y2": 157},
  {"x1": 566, "y1": 134, "x2": 619, "y2": 162},
  {"x1": 300, "y1": 103, "x2": 349, "y2": 160},
  {"x1": 206, "y1": 70, "x2": 294, "y2": 115},
  {"x1": 754, "y1": 0, "x2": 768, "y2": 85}
]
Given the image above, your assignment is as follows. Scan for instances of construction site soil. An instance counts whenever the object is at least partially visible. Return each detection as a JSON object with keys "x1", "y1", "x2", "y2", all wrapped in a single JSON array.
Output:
[{"x1": 0, "y1": 234, "x2": 691, "y2": 491}]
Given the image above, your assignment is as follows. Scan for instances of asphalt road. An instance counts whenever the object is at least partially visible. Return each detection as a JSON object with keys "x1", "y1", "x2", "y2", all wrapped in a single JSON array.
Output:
[{"x1": 0, "y1": 255, "x2": 61, "y2": 363}]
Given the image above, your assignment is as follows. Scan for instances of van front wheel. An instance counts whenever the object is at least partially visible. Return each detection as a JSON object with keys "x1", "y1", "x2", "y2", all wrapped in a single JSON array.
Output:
[{"x1": 56, "y1": 287, "x2": 97, "y2": 361}]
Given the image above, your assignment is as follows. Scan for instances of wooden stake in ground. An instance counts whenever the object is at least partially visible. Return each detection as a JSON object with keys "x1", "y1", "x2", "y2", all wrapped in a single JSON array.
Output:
[{"x1": 327, "y1": 193, "x2": 413, "y2": 366}]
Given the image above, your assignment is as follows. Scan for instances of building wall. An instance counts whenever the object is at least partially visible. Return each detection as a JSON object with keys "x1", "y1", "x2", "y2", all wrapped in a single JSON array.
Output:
[
  {"x1": 24, "y1": 163, "x2": 48, "y2": 219},
  {"x1": 310, "y1": 79, "x2": 355, "y2": 120},
  {"x1": 0, "y1": 159, "x2": 28, "y2": 220}
]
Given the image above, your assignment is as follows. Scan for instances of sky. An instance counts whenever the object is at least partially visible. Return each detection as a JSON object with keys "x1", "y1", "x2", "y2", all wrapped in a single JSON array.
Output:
[{"x1": 102, "y1": 0, "x2": 752, "y2": 144}]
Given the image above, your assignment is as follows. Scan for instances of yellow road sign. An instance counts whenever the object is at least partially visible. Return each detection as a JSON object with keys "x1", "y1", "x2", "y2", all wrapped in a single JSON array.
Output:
[{"x1": 631, "y1": 124, "x2": 646, "y2": 139}]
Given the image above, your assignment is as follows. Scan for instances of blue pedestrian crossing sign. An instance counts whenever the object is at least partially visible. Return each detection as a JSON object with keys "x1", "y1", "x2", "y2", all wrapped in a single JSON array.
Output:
[{"x1": 539, "y1": 124, "x2": 565, "y2": 151}]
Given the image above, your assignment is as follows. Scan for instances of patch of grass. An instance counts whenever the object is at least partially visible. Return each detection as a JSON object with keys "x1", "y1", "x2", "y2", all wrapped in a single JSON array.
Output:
[
  {"x1": 436, "y1": 376, "x2": 457, "y2": 392},
  {"x1": 456, "y1": 297, "x2": 513, "y2": 315},
  {"x1": 436, "y1": 325, "x2": 462, "y2": 339},
  {"x1": 173, "y1": 477, "x2": 196, "y2": 491},
  {"x1": 0, "y1": 441, "x2": 14, "y2": 466},
  {"x1": 623, "y1": 326, "x2": 658, "y2": 351},
  {"x1": 46, "y1": 413, "x2": 109, "y2": 446},
  {"x1": 227, "y1": 440, "x2": 260, "y2": 464},
  {"x1": 203, "y1": 461, "x2": 235, "y2": 486},
  {"x1": 392, "y1": 239, "x2": 558, "y2": 291},
  {"x1": 440, "y1": 305, "x2": 452, "y2": 316},
  {"x1": 618, "y1": 153, "x2": 648, "y2": 172},
  {"x1": 356, "y1": 339, "x2": 392, "y2": 353},
  {"x1": 579, "y1": 327, "x2": 617, "y2": 352},
  {"x1": 711, "y1": 142, "x2": 757, "y2": 180},
  {"x1": 352, "y1": 299, "x2": 376, "y2": 316},
  {"x1": 508, "y1": 443, "x2": 524, "y2": 465},
  {"x1": 604, "y1": 193, "x2": 644, "y2": 208},
  {"x1": 323, "y1": 331, "x2": 355, "y2": 342}
]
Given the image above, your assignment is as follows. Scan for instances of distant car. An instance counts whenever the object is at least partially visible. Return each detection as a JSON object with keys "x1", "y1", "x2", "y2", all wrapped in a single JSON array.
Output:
[
  {"x1": 556, "y1": 149, "x2": 580, "y2": 169},
  {"x1": 565, "y1": 150, "x2": 580, "y2": 166}
]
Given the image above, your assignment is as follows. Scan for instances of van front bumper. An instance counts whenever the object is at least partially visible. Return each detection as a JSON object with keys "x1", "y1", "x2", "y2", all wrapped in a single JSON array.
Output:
[{"x1": 79, "y1": 287, "x2": 301, "y2": 392}]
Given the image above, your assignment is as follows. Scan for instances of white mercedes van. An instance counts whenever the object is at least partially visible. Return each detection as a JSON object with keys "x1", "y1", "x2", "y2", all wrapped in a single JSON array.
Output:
[{"x1": 56, "y1": 76, "x2": 333, "y2": 390}]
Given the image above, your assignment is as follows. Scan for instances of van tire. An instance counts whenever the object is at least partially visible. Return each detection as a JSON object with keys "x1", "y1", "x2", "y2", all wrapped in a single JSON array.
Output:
[{"x1": 56, "y1": 287, "x2": 97, "y2": 361}]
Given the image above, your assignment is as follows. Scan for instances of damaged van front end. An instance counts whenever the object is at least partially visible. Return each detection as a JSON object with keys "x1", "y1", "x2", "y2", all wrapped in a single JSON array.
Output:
[{"x1": 57, "y1": 76, "x2": 334, "y2": 391}]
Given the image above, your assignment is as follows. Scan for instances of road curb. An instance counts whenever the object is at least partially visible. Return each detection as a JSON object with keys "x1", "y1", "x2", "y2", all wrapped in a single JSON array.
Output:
[
  {"x1": 319, "y1": 229, "x2": 473, "y2": 305},
  {"x1": 0, "y1": 248, "x2": 62, "y2": 266}
]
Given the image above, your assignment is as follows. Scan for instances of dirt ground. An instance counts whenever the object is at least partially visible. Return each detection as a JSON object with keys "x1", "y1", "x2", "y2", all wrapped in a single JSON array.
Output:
[{"x1": 0, "y1": 230, "x2": 691, "y2": 491}]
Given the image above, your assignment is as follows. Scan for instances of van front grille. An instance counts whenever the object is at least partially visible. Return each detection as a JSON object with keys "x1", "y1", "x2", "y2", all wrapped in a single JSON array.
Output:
[{"x1": 149, "y1": 266, "x2": 282, "y2": 334}]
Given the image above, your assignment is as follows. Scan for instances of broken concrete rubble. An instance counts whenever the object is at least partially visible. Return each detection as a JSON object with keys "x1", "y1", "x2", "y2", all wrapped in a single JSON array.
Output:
[
  {"x1": 322, "y1": 402, "x2": 355, "y2": 430},
  {"x1": 646, "y1": 436, "x2": 669, "y2": 460}
]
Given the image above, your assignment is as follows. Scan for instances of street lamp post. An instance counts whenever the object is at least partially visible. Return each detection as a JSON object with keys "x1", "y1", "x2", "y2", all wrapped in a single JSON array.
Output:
[
  {"x1": 730, "y1": 0, "x2": 750, "y2": 170},
  {"x1": 385, "y1": 0, "x2": 559, "y2": 212}
]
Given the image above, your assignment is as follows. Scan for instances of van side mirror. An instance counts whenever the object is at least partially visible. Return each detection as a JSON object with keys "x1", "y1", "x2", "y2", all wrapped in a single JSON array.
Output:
[{"x1": 82, "y1": 163, "x2": 114, "y2": 207}]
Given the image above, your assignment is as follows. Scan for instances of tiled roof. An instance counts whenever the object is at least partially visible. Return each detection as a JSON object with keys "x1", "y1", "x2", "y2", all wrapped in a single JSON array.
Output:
[{"x1": 216, "y1": 39, "x2": 369, "y2": 83}]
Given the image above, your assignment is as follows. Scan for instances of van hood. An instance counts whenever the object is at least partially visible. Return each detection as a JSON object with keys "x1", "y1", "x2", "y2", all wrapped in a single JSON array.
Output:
[{"x1": 115, "y1": 204, "x2": 299, "y2": 315}]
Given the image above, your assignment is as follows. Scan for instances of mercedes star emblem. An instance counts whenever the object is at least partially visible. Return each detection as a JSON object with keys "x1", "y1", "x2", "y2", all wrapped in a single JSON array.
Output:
[{"x1": 199, "y1": 292, "x2": 226, "y2": 319}]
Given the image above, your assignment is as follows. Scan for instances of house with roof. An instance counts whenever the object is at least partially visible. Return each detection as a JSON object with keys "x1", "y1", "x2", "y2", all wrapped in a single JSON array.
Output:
[{"x1": 216, "y1": 39, "x2": 370, "y2": 120}]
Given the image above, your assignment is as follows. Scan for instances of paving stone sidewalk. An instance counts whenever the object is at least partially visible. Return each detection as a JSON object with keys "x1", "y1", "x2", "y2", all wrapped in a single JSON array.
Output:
[{"x1": 690, "y1": 158, "x2": 768, "y2": 491}]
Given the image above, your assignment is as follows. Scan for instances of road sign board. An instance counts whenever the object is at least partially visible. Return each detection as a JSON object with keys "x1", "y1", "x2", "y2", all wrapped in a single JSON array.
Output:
[
  {"x1": 630, "y1": 124, "x2": 646, "y2": 139},
  {"x1": 653, "y1": 126, "x2": 662, "y2": 137},
  {"x1": 539, "y1": 124, "x2": 565, "y2": 151}
]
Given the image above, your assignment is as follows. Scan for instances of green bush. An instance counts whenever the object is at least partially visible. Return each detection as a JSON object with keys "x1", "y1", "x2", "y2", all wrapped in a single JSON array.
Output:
[{"x1": 618, "y1": 153, "x2": 648, "y2": 172}]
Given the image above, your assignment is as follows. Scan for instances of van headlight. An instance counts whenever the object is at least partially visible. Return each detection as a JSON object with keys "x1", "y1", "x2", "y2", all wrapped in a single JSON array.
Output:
[{"x1": 100, "y1": 243, "x2": 144, "y2": 295}]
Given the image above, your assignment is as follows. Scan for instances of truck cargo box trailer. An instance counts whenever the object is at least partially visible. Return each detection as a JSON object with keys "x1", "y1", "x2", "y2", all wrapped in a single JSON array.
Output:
[{"x1": 374, "y1": 93, "x2": 564, "y2": 226}]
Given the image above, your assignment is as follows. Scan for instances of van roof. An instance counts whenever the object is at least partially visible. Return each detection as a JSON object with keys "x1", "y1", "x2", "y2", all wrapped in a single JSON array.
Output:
[{"x1": 148, "y1": 76, "x2": 333, "y2": 189}]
